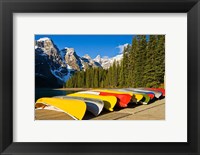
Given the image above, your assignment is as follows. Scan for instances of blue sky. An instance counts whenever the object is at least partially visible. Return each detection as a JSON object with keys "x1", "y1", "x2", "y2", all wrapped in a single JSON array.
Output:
[{"x1": 35, "y1": 35, "x2": 134, "y2": 58}]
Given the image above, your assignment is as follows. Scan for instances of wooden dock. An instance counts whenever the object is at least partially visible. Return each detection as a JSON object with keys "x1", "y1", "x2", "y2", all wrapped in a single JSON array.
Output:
[
  {"x1": 35, "y1": 99, "x2": 165, "y2": 120},
  {"x1": 35, "y1": 109, "x2": 74, "y2": 120}
]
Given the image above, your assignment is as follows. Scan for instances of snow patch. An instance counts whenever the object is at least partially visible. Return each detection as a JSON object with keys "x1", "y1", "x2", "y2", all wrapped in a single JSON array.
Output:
[
  {"x1": 83, "y1": 54, "x2": 92, "y2": 60},
  {"x1": 37, "y1": 37, "x2": 51, "y2": 42},
  {"x1": 50, "y1": 68, "x2": 70, "y2": 83},
  {"x1": 62, "y1": 73, "x2": 71, "y2": 83},
  {"x1": 93, "y1": 55, "x2": 101, "y2": 63},
  {"x1": 67, "y1": 64, "x2": 72, "y2": 69}
]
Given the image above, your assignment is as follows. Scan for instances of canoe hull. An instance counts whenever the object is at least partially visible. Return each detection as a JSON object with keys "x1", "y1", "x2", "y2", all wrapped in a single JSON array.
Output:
[
  {"x1": 35, "y1": 97, "x2": 86, "y2": 120},
  {"x1": 113, "y1": 89, "x2": 151, "y2": 104},
  {"x1": 67, "y1": 93, "x2": 117, "y2": 111},
  {"x1": 99, "y1": 92, "x2": 132, "y2": 108},
  {"x1": 143, "y1": 88, "x2": 165, "y2": 96},
  {"x1": 54, "y1": 96, "x2": 104, "y2": 116},
  {"x1": 125, "y1": 88, "x2": 161, "y2": 99}
]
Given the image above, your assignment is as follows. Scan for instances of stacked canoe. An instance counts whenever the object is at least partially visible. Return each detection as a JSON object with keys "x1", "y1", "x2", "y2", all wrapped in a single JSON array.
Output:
[{"x1": 35, "y1": 88, "x2": 165, "y2": 120}]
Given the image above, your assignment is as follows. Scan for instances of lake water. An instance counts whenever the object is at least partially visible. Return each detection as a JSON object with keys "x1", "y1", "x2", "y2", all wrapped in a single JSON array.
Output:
[{"x1": 35, "y1": 88, "x2": 77, "y2": 101}]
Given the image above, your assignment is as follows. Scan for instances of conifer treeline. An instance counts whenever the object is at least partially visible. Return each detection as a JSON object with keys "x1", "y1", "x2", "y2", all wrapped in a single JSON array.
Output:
[{"x1": 66, "y1": 35, "x2": 165, "y2": 88}]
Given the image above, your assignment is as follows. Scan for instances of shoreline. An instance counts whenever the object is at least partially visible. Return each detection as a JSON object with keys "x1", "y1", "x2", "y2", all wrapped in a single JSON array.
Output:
[{"x1": 54, "y1": 88, "x2": 93, "y2": 91}]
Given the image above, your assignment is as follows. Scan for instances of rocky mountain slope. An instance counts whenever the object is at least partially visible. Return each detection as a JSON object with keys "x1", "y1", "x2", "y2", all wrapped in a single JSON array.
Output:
[
  {"x1": 35, "y1": 38, "x2": 69, "y2": 87},
  {"x1": 35, "y1": 37, "x2": 123, "y2": 88}
]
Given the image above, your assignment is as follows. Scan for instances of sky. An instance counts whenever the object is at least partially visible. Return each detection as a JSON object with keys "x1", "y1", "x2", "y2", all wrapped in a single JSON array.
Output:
[{"x1": 35, "y1": 35, "x2": 134, "y2": 58}]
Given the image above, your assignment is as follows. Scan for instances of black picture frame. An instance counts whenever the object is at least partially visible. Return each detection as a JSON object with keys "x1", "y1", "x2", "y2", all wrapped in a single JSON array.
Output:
[{"x1": 0, "y1": 0, "x2": 199, "y2": 154}]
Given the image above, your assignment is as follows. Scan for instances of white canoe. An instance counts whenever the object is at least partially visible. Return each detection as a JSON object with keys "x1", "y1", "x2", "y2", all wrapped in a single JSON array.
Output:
[
  {"x1": 54, "y1": 96, "x2": 104, "y2": 116},
  {"x1": 76, "y1": 91, "x2": 100, "y2": 95},
  {"x1": 125, "y1": 88, "x2": 162, "y2": 98}
]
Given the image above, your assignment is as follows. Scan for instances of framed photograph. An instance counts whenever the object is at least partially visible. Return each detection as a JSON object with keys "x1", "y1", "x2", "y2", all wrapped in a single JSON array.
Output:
[
  {"x1": 0, "y1": 0, "x2": 199, "y2": 154},
  {"x1": 34, "y1": 34, "x2": 166, "y2": 121}
]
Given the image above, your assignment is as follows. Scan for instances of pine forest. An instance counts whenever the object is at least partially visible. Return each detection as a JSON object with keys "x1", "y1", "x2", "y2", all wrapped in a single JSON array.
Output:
[{"x1": 66, "y1": 35, "x2": 165, "y2": 88}]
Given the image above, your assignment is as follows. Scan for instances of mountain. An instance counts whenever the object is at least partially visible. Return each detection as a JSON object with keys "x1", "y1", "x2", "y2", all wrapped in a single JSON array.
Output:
[
  {"x1": 93, "y1": 54, "x2": 123, "y2": 69},
  {"x1": 61, "y1": 48, "x2": 102, "y2": 71},
  {"x1": 35, "y1": 38, "x2": 103, "y2": 88},
  {"x1": 35, "y1": 38, "x2": 70, "y2": 88},
  {"x1": 35, "y1": 37, "x2": 124, "y2": 88},
  {"x1": 61, "y1": 47, "x2": 82, "y2": 71},
  {"x1": 81, "y1": 54, "x2": 102, "y2": 71}
]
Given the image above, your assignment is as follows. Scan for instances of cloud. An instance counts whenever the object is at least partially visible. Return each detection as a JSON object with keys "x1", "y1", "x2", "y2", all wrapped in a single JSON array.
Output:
[{"x1": 116, "y1": 43, "x2": 129, "y2": 54}]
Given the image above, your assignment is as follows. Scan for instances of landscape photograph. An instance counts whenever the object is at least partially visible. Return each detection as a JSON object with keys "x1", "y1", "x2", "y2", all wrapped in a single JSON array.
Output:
[{"x1": 35, "y1": 35, "x2": 165, "y2": 120}]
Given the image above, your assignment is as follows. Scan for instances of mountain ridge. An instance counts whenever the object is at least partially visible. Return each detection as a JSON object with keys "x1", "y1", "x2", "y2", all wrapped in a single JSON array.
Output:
[{"x1": 35, "y1": 37, "x2": 123, "y2": 88}]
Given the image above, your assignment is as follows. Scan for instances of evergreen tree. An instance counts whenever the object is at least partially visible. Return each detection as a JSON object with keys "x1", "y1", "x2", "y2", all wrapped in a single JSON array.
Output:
[
  {"x1": 112, "y1": 60, "x2": 118, "y2": 87},
  {"x1": 119, "y1": 48, "x2": 126, "y2": 87},
  {"x1": 144, "y1": 35, "x2": 157, "y2": 87},
  {"x1": 154, "y1": 35, "x2": 165, "y2": 87},
  {"x1": 124, "y1": 44, "x2": 132, "y2": 87},
  {"x1": 129, "y1": 37, "x2": 137, "y2": 87},
  {"x1": 86, "y1": 69, "x2": 90, "y2": 88},
  {"x1": 66, "y1": 34, "x2": 165, "y2": 89},
  {"x1": 134, "y1": 35, "x2": 146, "y2": 87},
  {"x1": 93, "y1": 68, "x2": 99, "y2": 88}
]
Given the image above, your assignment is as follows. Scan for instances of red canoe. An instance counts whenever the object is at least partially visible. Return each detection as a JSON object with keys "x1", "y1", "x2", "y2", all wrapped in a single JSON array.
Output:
[
  {"x1": 99, "y1": 92, "x2": 132, "y2": 108},
  {"x1": 145, "y1": 88, "x2": 165, "y2": 96},
  {"x1": 146, "y1": 93, "x2": 155, "y2": 99}
]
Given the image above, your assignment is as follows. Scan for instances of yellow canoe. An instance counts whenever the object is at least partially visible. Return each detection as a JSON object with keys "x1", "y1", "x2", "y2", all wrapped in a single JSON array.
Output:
[
  {"x1": 93, "y1": 89, "x2": 143, "y2": 102},
  {"x1": 35, "y1": 97, "x2": 86, "y2": 120},
  {"x1": 67, "y1": 93, "x2": 117, "y2": 111}
]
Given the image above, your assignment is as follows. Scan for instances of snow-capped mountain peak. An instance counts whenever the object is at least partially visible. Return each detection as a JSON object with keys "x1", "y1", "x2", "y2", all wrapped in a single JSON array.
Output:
[
  {"x1": 83, "y1": 54, "x2": 92, "y2": 60},
  {"x1": 65, "y1": 48, "x2": 75, "y2": 56},
  {"x1": 94, "y1": 55, "x2": 101, "y2": 63},
  {"x1": 37, "y1": 37, "x2": 51, "y2": 42},
  {"x1": 93, "y1": 54, "x2": 123, "y2": 69}
]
